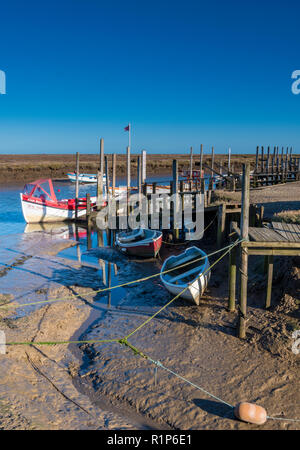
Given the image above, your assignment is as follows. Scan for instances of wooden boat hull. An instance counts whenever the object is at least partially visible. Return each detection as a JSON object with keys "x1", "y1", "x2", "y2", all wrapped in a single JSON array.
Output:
[
  {"x1": 161, "y1": 271, "x2": 210, "y2": 304},
  {"x1": 20, "y1": 194, "x2": 96, "y2": 223},
  {"x1": 116, "y1": 230, "x2": 162, "y2": 257},
  {"x1": 20, "y1": 196, "x2": 85, "y2": 223},
  {"x1": 160, "y1": 246, "x2": 210, "y2": 305}
]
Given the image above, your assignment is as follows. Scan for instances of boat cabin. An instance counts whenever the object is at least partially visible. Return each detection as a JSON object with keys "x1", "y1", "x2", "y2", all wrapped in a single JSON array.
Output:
[{"x1": 23, "y1": 179, "x2": 58, "y2": 203}]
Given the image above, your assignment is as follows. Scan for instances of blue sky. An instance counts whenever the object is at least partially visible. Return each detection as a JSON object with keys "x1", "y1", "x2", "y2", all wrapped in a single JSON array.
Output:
[{"x1": 0, "y1": 0, "x2": 299, "y2": 154}]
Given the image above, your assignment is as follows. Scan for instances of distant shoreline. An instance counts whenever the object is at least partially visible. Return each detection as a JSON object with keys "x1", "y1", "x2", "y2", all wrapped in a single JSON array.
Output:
[{"x1": 0, "y1": 153, "x2": 269, "y2": 183}]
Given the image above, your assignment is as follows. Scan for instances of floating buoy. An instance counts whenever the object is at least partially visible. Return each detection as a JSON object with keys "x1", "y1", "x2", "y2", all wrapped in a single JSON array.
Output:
[{"x1": 234, "y1": 402, "x2": 267, "y2": 425}]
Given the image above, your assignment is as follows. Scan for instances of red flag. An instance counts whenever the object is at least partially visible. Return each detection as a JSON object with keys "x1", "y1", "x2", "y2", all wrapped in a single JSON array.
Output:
[{"x1": 124, "y1": 124, "x2": 130, "y2": 131}]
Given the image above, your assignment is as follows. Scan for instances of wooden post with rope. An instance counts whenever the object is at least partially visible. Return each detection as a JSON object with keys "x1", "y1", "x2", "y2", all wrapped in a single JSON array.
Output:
[
  {"x1": 217, "y1": 203, "x2": 226, "y2": 248},
  {"x1": 238, "y1": 163, "x2": 250, "y2": 339},
  {"x1": 228, "y1": 221, "x2": 237, "y2": 312}
]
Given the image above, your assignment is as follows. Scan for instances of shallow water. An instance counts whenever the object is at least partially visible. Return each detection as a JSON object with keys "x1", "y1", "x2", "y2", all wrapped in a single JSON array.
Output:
[
  {"x1": 0, "y1": 177, "x2": 170, "y2": 429},
  {"x1": 0, "y1": 174, "x2": 216, "y2": 429}
]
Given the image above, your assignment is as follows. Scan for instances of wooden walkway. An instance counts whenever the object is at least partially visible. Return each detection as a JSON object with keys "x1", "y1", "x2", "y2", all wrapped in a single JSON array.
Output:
[{"x1": 230, "y1": 219, "x2": 300, "y2": 337}]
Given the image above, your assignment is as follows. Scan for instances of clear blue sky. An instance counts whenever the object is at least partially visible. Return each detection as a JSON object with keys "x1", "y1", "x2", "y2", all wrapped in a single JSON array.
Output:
[{"x1": 0, "y1": 0, "x2": 299, "y2": 154}]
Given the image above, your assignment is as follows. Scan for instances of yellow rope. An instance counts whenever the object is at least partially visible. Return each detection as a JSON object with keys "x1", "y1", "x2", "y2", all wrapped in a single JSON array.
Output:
[
  {"x1": 5, "y1": 240, "x2": 241, "y2": 346},
  {"x1": 125, "y1": 239, "x2": 240, "y2": 339},
  {"x1": 0, "y1": 239, "x2": 242, "y2": 310}
]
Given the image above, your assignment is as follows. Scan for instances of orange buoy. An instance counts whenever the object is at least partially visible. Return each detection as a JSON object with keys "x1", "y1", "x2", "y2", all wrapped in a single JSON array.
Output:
[{"x1": 234, "y1": 402, "x2": 267, "y2": 425}]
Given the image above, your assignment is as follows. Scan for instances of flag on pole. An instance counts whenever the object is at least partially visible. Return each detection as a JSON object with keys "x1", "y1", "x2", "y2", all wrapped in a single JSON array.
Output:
[{"x1": 124, "y1": 123, "x2": 131, "y2": 147}]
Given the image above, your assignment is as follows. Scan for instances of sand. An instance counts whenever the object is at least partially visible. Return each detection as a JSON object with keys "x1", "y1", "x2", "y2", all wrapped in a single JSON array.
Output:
[{"x1": 0, "y1": 181, "x2": 299, "y2": 430}]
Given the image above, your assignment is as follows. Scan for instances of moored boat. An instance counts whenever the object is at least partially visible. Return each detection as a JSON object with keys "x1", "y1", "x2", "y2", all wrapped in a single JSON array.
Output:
[
  {"x1": 160, "y1": 246, "x2": 210, "y2": 305},
  {"x1": 67, "y1": 172, "x2": 106, "y2": 184},
  {"x1": 20, "y1": 179, "x2": 97, "y2": 223},
  {"x1": 115, "y1": 228, "x2": 162, "y2": 257}
]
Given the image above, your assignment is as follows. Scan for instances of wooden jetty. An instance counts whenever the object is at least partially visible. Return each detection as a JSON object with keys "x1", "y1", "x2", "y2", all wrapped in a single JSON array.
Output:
[
  {"x1": 71, "y1": 145, "x2": 300, "y2": 341},
  {"x1": 72, "y1": 140, "x2": 300, "y2": 247},
  {"x1": 228, "y1": 164, "x2": 300, "y2": 338}
]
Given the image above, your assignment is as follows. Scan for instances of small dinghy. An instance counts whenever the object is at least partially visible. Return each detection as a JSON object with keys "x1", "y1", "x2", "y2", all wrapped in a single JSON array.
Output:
[
  {"x1": 160, "y1": 246, "x2": 210, "y2": 305},
  {"x1": 115, "y1": 228, "x2": 162, "y2": 257},
  {"x1": 67, "y1": 172, "x2": 106, "y2": 184}
]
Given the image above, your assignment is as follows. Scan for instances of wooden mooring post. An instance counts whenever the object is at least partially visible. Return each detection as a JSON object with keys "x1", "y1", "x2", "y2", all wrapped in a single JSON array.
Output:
[
  {"x1": 141, "y1": 149, "x2": 147, "y2": 183},
  {"x1": 228, "y1": 221, "x2": 237, "y2": 312},
  {"x1": 105, "y1": 155, "x2": 110, "y2": 196},
  {"x1": 217, "y1": 203, "x2": 226, "y2": 248},
  {"x1": 75, "y1": 152, "x2": 79, "y2": 219},
  {"x1": 189, "y1": 147, "x2": 193, "y2": 179},
  {"x1": 137, "y1": 155, "x2": 142, "y2": 194},
  {"x1": 97, "y1": 138, "x2": 104, "y2": 211},
  {"x1": 112, "y1": 153, "x2": 116, "y2": 196},
  {"x1": 200, "y1": 144, "x2": 203, "y2": 176},
  {"x1": 172, "y1": 159, "x2": 179, "y2": 240},
  {"x1": 238, "y1": 163, "x2": 250, "y2": 339},
  {"x1": 265, "y1": 255, "x2": 274, "y2": 309}
]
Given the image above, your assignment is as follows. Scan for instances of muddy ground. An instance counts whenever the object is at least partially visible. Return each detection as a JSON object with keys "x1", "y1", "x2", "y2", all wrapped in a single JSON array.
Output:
[{"x1": 0, "y1": 180, "x2": 299, "y2": 430}]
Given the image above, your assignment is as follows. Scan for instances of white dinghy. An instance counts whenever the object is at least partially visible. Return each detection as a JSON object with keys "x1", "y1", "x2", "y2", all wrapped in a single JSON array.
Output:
[{"x1": 160, "y1": 246, "x2": 210, "y2": 305}]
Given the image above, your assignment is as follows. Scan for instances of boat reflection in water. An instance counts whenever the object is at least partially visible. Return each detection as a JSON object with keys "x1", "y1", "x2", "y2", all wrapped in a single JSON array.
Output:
[{"x1": 24, "y1": 222, "x2": 120, "y2": 308}]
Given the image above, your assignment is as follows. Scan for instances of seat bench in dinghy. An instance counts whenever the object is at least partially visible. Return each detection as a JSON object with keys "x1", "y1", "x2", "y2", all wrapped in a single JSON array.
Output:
[{"x1": 160, "y1": 246, "x2": 210, "y2": 305}]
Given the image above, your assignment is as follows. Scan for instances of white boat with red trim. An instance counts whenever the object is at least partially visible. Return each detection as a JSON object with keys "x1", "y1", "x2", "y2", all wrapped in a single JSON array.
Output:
[
  {"x1": 115, "y1": 228, "x2": 162, "y2": 258},
  {"x1": 20, "y1": 179, "x2": 97, "y2": 223}
]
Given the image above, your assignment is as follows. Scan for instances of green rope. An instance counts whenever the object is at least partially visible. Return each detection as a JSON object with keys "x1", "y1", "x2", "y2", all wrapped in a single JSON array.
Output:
[
  {"x1": 125, "y1": 238, "x2": 241, "y2": 339},
  {"x1": 5, "y1": 239, "x2": 241, "y2": 348},
  {"x1": 6, "y1": 338, "x2": 119, "y2": 346}
]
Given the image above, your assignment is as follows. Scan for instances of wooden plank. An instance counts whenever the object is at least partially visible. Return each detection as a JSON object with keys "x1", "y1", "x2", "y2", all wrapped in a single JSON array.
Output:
[
  {"x1": 285, "y1": 224, "x2": 298, "y2": 242},
  {"x1": 248, "y1": 227, "x2": 288, "y2": 242},
  {"x1": 284, "y1": 223, "x2": 300, "y2": 242},
  {"x1": 290, "y1": 223, "x2": 300, "y2": 241},
  {"x1": 272, "y1": 221, "x2": 300, "y2": 242},
  {"x1": 272, "y1": 221, "x2": 288, "y2": 240},
  {"x1": 248, "y1": 248, "x2": 300, "y2": 256},
  {"x1": 242, "y1": 240, "x2": 300, "y2": 248}
]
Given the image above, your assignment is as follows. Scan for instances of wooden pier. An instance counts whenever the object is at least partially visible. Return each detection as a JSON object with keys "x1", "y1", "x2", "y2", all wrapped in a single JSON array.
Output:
[
  {"x1": 228, "y1": 164, "x2": 300, "y2": 338},
  {"x1": 73, "y1": 140, "x2": 300, "y2": 248}
]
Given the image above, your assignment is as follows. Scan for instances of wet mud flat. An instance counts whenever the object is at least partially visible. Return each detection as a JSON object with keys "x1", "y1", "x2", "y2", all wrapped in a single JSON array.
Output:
[
  {"x1": 0, "y1": 229, "x2": 299, "y2": 430},
  {"x1": 0, "y1": 232, "x2": 163, "y2": 429},
  {"x1": 74, "y1": 243, "x2": 300, "y2": 430}
]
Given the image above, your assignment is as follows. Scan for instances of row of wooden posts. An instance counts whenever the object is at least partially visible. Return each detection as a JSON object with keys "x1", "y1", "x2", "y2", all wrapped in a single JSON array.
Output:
[
  {"x1": 74, "y1": 141, "x2": 299, "y2": 217},
  {"x1": 254, "y1": 145, "x2": 298, "y2": 173},
  {"x1": 73, "y1": 141, "x2": 299, "y2": 231}
]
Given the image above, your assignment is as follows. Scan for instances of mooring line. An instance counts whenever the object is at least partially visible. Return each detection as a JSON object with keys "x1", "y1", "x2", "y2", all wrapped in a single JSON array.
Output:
[
  {"x1": 147, "y1": 357, "x2": 234, "y2": 408},
  {"x1": 6, "y1": 338, "x2": 119, "y2": 346},
  {"x1": 0, "y1": 238, "x2": 244, "y2": 310},
  {"x1": 3, "y1": 238, "x2": 300, "y2": 424},
  {"x1": 266, "y1": 415, "x2": 300, "y2": 423},
  {"x1": 5, "y1": 241, "x2": 238, "y2": 347},
  {"x1": 125, "y1": 240, "x2": 237, "y2": 340}
]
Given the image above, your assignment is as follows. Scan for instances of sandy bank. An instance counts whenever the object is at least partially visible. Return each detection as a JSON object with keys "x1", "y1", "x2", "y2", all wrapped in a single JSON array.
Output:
[{"x1": 0, "y1": 236, "x2": 157, "y2": 429}]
